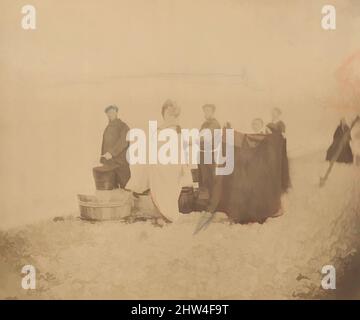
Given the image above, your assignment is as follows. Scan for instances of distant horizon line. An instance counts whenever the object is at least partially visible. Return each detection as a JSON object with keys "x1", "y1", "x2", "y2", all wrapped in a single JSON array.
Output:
[{"x1": 40, "y1": 72, "x2": 265, "y2": 91}]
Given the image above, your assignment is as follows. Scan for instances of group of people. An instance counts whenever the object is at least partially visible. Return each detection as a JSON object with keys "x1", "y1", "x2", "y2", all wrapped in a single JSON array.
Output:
[
  {"x1": 250, "y1": 108, "x2": 286, "y2": 136},
  {"x1": 96, "y1": 99, "x2": 360, "y2": 224},
  {"x1": 96, "y1": 100, "x2": 288, "y2": 223}
]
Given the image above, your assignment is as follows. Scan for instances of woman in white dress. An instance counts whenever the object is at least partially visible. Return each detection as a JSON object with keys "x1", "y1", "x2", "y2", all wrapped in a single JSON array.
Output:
[{"x1": 127, "y1": 99, "x2": 191, "y2": 222}]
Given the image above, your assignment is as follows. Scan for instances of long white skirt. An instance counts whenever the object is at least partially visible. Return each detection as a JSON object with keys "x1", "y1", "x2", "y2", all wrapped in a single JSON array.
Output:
[{"x1": 127, "y1": 163, "x2": 192, "y2": 222}]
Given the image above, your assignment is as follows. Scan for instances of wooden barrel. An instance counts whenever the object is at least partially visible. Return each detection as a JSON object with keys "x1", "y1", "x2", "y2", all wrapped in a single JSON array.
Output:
[{"x1": 92, "y1": 166, "x2": 116, "y2": 190}]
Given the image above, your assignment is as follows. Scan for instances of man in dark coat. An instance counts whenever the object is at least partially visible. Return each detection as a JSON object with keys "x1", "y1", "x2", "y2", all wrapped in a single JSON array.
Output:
[
  {"x1": 198, "y1": 104, "x2": 221, "y2": 207},
  {"x1": 100, "y1": 105, "x2": 131, "y2": 188}
]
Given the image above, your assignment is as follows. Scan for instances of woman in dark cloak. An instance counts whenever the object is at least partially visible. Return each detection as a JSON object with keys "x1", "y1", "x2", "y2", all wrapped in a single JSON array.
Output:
[
  {"x1": 326, "y1": 118, "x2": 353, "y2": 164},
  {"x1": 266, "y1": 107, "x2": 286, "y2": 135}
]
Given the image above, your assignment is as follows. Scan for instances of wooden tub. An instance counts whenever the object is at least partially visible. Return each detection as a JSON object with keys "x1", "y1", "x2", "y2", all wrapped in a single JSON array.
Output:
[{"x1": 77, "y1": 191, "x2": 132, "y2": 221}]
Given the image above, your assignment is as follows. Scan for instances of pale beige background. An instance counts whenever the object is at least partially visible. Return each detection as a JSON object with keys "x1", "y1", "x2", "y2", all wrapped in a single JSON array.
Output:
[{"x1": 0, "y1": 0, "x2": 359, "y2": 228}]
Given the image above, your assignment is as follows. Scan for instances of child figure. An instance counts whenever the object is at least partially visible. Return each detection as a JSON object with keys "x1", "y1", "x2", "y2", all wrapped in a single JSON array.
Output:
[{"x1": 251, "y1": 118, "x2": 266, "y2": 134}]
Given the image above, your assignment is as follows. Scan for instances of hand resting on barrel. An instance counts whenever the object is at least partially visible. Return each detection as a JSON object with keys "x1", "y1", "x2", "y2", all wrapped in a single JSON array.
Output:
[{"x1": 101, "y1": 152, "x2": 113, "y2": 160}]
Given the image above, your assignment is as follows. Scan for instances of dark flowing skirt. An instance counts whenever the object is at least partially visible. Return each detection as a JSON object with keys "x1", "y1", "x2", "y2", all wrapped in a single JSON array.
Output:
[{"x1": 208, "y1": 132, "x2": 290, "y2": 224}]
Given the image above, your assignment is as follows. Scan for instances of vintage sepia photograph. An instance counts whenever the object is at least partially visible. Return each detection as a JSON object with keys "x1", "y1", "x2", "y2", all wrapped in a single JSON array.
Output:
[{"x1": 1, "y1": 0, "x2": 360, "y2": 305}]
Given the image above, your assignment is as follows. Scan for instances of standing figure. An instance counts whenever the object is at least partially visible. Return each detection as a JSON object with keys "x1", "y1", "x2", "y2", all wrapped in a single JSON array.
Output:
[
  {"x1": 198, "y1": 104, "x2": 221, "y2": 205},
  {"x1": 265, "y1": 107, "x2": 290, "y2": 192},
  {"x1": 266, "y1": 107, "x2": 286, "y2": 135},
  {"x1": 99, "y1": 105, "x2": 131, "y2": 188},
  {"x1": 326, "y1": 118, "x2": 353, "y2": 164},
  {"x1": 127, "y1": 99, "x2": 190, "y2": 222},
  {"x1": 147, "y1": 99, "x2": 187, "y2": 222}
]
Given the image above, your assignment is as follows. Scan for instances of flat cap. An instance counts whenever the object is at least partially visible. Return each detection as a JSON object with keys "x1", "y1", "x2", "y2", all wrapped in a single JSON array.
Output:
[{"x1": 202, "y1": 104, "x2": 216, "y2": 112}]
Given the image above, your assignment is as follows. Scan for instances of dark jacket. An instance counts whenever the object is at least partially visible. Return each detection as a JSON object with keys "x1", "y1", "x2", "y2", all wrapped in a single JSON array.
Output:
[
  {"x1": 199, "y1": 117, "x2": 221, "y2": 159},
  {"x1": 200, "y1": 118, "x2": 221, "y2": 132},
  {"x1": 100, "y1": 118, "x2": 130, "y2": 168},
  {"x1": 198, "y1": 117, "x2": 221, "y2": 198},
  {"x1": 266, "y1": 120, "x2": 286, "y2": 134}
]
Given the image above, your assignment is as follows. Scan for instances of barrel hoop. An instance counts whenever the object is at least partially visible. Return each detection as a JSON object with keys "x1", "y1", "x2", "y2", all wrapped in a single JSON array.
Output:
[{"x1": 78, "y1": 200, "x2": 129, "y2": 208}]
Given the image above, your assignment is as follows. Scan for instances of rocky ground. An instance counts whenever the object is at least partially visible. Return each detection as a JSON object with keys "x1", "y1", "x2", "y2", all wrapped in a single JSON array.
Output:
[{"x1": 1, "y1": 151, "x2": 360, "y2": 299}]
